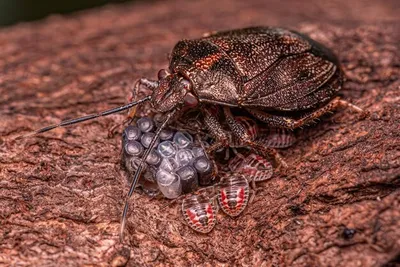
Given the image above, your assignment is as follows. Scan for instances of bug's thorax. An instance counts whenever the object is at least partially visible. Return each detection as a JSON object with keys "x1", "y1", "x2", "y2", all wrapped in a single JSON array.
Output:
[{"x1": 151, "y1": 71, "x2": 198, "y2": 113}]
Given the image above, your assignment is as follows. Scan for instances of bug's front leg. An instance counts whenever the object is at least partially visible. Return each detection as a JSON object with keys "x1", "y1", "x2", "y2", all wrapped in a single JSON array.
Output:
[
  {"x1": 127, "y1": 78, "x2": 159, "y2": 120},
  {"x1": 129, "y1": 78, "x2": 159, "y2": 101},
  {"x1": 108, "y1": 78, "x2": 159, "y2": 137},
  {"x1": 202, "y1": 107, "x2": 230, "y2": 154},
  {"x1": 223, "y1": 107, "x2": 288, "y2": 168}
]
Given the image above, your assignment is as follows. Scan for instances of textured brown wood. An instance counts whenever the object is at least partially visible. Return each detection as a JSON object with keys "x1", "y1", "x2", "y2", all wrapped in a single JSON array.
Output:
[{"x1": 0, "y1": 0, "x2": 399, "y2": 266}]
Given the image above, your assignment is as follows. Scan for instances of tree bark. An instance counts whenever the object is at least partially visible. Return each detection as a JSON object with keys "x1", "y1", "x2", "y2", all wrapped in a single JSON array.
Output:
[{"x1": 0, "y1": 0, "x2": 399, "y2": 266}]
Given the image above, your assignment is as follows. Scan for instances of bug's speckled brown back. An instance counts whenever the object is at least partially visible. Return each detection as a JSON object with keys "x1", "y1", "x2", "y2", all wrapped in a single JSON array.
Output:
[
  {"x1": 170, "y1": 27, "x2": 343, "y2": 112},
  {"x1": 204, "y1": 27, "x2": 312, "y2": 81}
]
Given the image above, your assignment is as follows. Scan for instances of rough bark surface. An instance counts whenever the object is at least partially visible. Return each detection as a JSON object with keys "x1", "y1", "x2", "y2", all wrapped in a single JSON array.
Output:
[{"x1": 0, "y1": 0, "x2": 399, "y2": 266}]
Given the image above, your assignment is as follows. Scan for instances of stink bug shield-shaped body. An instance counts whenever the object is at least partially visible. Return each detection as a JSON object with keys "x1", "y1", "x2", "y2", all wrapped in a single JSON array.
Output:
[
  {"x1": 218, "y1": 174, "x2": 250, "y2": 217},
  {"x1": 26, "y1": 27, "x2": 356, "y2": 240},
  {"x1": 182, "y1": 193, "x2": 217, "y2": 233},
  {"x1": 229, "y1": 153, "x2": 274, "y2": 182}
]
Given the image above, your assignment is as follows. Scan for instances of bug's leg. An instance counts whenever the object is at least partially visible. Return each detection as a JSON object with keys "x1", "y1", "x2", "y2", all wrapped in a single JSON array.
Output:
[
  {"x1": 127, "y1": 78, "x2": 158, "y2": 121},
  {"x1": 248, "y1": 97, "x2": 366, "y2": 130},
  {"x1": 336, "y1": 99, "x2": 368, "y2": 118},
  {"x1": 224, "y1": 148, "x2": 231, "y2": 161},
  {"x1": 245, "y1": 141, "x2": 287, "y2": 170},
  {"x1": 223, "y1": 107, "x2": 287, "y2": 168},
  {"x1": 203, "y1": 107, "x2": 230, "y2": 154},
  {"x1": 247, "y1": 176, "x2": 258, "y2": 204},
  {"x1": 222, "y1": 107, "x2": 254, "y2": 142},
  {"x1": 108, "y1": 78, "x2": 158, "y2": 137},
  {"x1": 231, "y1": 148, "x2": 246, "y2": 161},
  {"x1": 160, "y1": 193, "x2": 187, "y2": 209},
  {"x1": 203, "y1": 183, "x2": 220, "y2": 213}
]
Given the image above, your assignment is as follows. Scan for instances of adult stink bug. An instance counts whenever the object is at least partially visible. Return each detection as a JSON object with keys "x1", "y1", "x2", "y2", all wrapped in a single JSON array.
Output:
[{"x1": 24, "y1": 26, "x2": 364, "y2": 240}]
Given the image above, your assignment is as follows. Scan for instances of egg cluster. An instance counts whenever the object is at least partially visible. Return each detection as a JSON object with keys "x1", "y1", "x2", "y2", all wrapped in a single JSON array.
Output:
[{"x1": 122, "y1": 117, "x2": 213, "y2": 199}]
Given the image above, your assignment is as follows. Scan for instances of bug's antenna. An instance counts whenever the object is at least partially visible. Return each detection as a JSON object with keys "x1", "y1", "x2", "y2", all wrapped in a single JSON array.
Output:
[
  {"x1": 21, "y1": 96, "x2": 152, "y2": 138},
  {"x1": 120, "y1": 109, "x2": 177, "y2": 242}
]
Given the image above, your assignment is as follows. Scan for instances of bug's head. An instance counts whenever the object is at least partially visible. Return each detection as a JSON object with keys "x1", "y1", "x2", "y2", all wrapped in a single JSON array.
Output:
[{"x1": 151, "y1": 69, "x2": 198, "y2": 113}]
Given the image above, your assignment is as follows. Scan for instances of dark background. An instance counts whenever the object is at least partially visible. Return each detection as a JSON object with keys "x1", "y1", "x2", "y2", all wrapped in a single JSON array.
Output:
[
  {"x1": 0, "y1": 0, "x2": 132, "y2": 26},
  {"x1": 1, "y1": 0, "x2": 398, "y2": 27}
]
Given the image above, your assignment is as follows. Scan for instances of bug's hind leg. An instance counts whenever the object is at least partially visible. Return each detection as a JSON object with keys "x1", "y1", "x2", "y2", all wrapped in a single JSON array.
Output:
[
  {"x1": 336, "y1": 99, "x2": 367, "y2": 116},
  {"x1": 247, "y1": 97, "x2": 366, "y2": 130}
]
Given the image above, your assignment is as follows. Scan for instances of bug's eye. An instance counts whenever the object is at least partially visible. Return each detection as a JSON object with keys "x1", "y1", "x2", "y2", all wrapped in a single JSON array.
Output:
[
  {"x1": 158, "y1": 69, "x2": 171, "y2": 80},
  {"x1": 180, "y1": 79, "x2": 192, "y2": 90}
]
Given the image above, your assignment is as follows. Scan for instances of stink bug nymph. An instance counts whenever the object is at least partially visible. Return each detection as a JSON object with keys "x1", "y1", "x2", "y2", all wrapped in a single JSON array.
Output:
[
  {"x1": 24, "y1": 26, "x2": 365, "y2": 240},
  {"x1": 229, "y1": 152, "x2": 274, "y2": 182},
  {"x1": 182, "y1": 193, "x2": 217, "y2": 233},
  {"x1": 218, "y1": 173, "x2": 250, "y2": 217}
]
